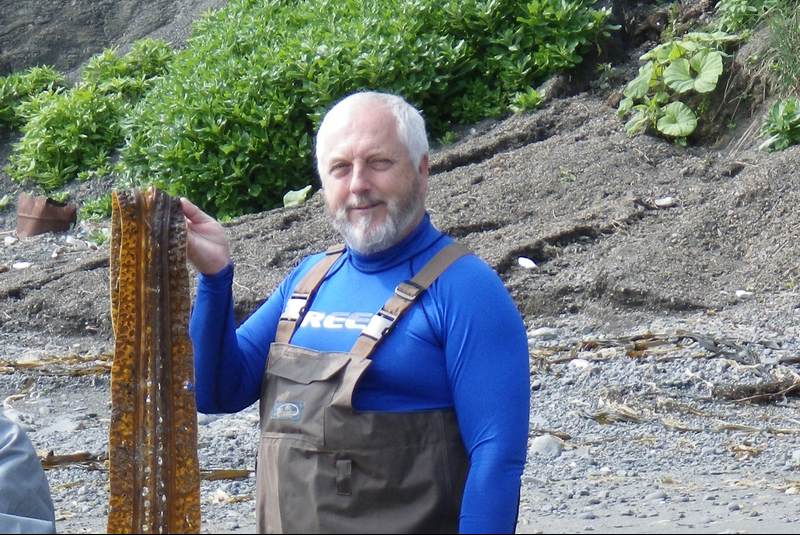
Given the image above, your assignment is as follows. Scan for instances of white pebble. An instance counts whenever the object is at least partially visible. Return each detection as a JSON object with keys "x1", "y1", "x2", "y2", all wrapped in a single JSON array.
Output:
[
  {"x1": 66, "y1": 236, "x2": 89, "y2": 250},
  {"x1": 11, "y1": 262, "x2": 32, "y2": 270},
  {"x1": 3, "y1": 236, "x2": 17, "y2": 247},
  {"x1": 569, "y1": 358, "x2": 593, "y2": 372},
  {"x1": 530, "y1": 434, "x2": 563, "y2": 458},
  {"x1": 528, "y1": 327, "x2": 558, "y2": 340},
  {"x1": 517, "y1": 256, "x2": 537, "y2": 269}
]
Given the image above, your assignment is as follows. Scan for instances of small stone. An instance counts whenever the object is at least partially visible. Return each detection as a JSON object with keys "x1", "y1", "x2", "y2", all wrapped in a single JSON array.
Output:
[
  {"x1": 528, "y1": 327, "x2": 558, "y2": 340},
  {"x1": 66, "y1": 236, "x2": 90, "y2": 250},
  {"x1": 569, "y1": 358, "x2": 593, "y2": 371},
  {"x1": 654, "y1": 196, "x2": 677, "y2": 208},
  {"x1": 735, "y1": 289, "x2": 753, "y2": 299},
  {"x1": 3, "y1": 236, "x2": 17, "y2": 246},
  {"x1": 517, "y1": 256, "x2": 537, "y2": 269},
  {"x1": 11, "y1": 261, "x2": 32, "y2": 270},
  {"x1": 645, "y1": 490, "x2": 667, "y2": 502},
  {"x1": 530, "y1": 434, "x2": 563, "y2": 458}
]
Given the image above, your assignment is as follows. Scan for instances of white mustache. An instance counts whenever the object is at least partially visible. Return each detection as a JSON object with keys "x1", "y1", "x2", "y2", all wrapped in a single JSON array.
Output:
[{"x1": 345, "y1": 196, "x2": 384, "y2": 210}]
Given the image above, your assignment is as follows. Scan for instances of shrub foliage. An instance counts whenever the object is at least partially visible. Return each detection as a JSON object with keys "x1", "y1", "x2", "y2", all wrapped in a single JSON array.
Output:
[
  {"x1": 4, "y1": 39, "x2": 174, "y2": 191},
  {"x1": 3, "y1": 0, "x2": 614, "y2": 219},
  {"x1": 118, "y1": 0, "x2": 614, "y2": 218}
]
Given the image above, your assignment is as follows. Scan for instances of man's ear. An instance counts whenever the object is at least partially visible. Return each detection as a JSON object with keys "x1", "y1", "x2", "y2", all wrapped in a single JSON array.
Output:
[{"x1": 418, "y1": 153, "x2": 429, "y2": 196}]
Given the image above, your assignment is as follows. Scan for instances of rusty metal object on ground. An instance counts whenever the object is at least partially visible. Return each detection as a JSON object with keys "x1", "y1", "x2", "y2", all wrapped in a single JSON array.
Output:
[
  {"x1": 107, "y1": 187, "x2": 200, "y2": 534},
  {"x1": 15, "y1": 192, "x2": 77, "y2": 238}
]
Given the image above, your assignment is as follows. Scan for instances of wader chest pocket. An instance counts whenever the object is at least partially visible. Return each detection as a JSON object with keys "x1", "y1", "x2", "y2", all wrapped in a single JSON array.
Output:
[{"x1": 263, "y1": 351, "x2": 350, "y2": 444}]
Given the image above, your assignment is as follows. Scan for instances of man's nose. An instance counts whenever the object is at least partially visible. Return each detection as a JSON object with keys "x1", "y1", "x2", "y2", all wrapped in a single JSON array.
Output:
[{"x1": 349, "y1": 163, "x2": 371, "y2": 194}]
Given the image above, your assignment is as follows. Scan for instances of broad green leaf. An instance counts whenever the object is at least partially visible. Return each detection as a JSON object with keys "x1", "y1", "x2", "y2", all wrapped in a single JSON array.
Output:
[
  {"x1": 689, "y1": 50, "x2": 723, "y2": 93},
  {"x1": 617, "y1": 96, "x2": 633, "y2": 115},
  {"x1": 657, "y1": 101, "x2": 697, "y2": 138},
  {"x1": 625, "y1": 109, "x2": 650, "y2": 136},
  {"x1": 283, "y1": 184, "x2": 313, "y2": 207},
  {"x1": 663, "y1": 51, "x2": 723, "y2": 94},
  {"x1": 662, "y1": 58, "x2": 695, "y2": 93},
  {"x1": 623, "y1": 61, "x2": 654, "y2": 99}
]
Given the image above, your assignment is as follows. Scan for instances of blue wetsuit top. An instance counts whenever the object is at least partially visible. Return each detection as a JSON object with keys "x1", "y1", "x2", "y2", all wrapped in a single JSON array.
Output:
[{"x1": 190, "y1": 213, "x2": 530, "y2": 534}]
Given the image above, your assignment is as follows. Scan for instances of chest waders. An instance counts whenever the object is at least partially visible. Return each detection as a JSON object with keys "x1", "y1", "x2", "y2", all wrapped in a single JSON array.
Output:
[{"x1": 256, "y1": 243, "x2": 471, "y2": 534}]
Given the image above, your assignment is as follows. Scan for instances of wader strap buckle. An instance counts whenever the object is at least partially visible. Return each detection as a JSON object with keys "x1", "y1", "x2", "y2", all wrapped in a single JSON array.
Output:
[
  {"x1": 360, "y1": 309, "x2": 398, "y2": 341},
  {"x1": 394, "y1": 280, "x2": 424, "y2": 301},
  {"x1": 280, "y1": 293, "x2": 309, "y2": 322},
  {"x1": 275, "y1": 245, "x2": 345, "y2": 344}
]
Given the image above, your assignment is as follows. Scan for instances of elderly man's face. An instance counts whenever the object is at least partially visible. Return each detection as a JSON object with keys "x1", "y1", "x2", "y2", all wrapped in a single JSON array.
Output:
[{"x1": 318, "y1": 101, "x2": 427, "y2": 254}]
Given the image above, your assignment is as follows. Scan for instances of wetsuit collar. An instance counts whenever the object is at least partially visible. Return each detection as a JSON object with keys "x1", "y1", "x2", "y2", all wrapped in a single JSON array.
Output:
[{"x1": 346, "y1": 213, "x2": 441, "y2": 272}]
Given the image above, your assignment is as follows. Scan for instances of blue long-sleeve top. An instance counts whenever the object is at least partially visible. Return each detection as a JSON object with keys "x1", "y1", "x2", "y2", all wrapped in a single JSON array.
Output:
[{"x1": 190, "y1": 213, "x2": 530, "y2": 534}]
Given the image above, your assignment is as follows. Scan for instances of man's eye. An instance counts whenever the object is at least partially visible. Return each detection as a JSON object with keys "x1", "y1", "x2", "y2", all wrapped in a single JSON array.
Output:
[{"x1": 371, "y1": 159, "x2": 392, "y2": 170}]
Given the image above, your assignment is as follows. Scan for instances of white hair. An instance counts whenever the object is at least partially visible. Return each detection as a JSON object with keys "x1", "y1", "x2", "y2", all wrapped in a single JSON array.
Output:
[{"x1": 315, "y1": 91, "x2": 429, "y2": 171}]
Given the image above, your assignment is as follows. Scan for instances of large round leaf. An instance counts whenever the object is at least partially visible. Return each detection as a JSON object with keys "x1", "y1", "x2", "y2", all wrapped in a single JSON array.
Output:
[
  {"x1": 662, "y1": 58, "x2": 694, "y2": 93},
  {"x1": 663, "y1": 51, "x2": 723, "y2": 94},
  {"x1": 657, "y1": 101, "x2": 697, "y2": 138},
  {"x1": 690, "y1": 50, "x2": 723, "y2": 93}
]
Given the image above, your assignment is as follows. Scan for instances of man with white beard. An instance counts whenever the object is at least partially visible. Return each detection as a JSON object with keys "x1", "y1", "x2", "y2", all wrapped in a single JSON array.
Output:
[{"x1": 182, "y1": 91, "x2": 529, "y2": 534}]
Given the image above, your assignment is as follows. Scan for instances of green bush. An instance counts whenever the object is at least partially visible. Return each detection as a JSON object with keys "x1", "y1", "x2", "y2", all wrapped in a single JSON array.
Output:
[
  {"x1": 715, "y1": 0, "x2": 782, "y2": 34},
  {"x1": 617, "y1": 32, "x2": 737, "y2": 142},
  {"x1": 81, "y1": 38, "x2": 174, "y2": 100},
  {"x1": 766, "y1": 3, "x2": 800, "y2": 97},
  {"x1": 118, "y1": 0, "x2": 615, "y2": 219},
  {"x1": 78, "y1": 192, "x2": 114, "y2": 220},
  {"x1": 0, "y1": 66, "x2": 66, "y2": 127},
  {"x1": 758, "y1": 97, "x2": 800, "y2": 151},
  {"x1": 4, "y1": 40, "x2": 174, "y2": 191},
  {"x1": 5, "y1": 87, "x2": 126, "y2": 190}
]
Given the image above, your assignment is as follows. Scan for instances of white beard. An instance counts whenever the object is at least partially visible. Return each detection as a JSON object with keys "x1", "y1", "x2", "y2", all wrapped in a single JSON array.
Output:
[{"x1": 329, "y1": 178, "x2": 421, "y2": 255}]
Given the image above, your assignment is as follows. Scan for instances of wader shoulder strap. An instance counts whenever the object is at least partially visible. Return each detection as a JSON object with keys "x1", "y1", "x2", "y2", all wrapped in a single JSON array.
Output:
[
  {"x1": 349, "y1": 242, "x2": 471, "y2": 359},
  {"x1": 275, "y1": 244, "x2": 345, "y2": 344}
]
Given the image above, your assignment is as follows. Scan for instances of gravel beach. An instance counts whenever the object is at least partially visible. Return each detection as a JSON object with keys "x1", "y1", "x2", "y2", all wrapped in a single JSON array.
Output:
[{"x1": 4, "y1": 297, "x2": 800, "y2": 534}]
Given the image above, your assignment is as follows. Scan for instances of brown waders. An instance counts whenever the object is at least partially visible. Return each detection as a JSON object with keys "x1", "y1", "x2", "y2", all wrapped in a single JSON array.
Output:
[{"x1": 256, "y1": 243, "x2": 471, "y2": 534}]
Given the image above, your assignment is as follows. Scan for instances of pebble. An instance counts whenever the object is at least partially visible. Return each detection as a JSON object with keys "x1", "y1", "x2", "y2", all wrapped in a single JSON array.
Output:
[
  {"x1": 645, "y1": 490, "x2": 667, "y2": 502},
  {"x1": 530, "y1": 434, "x2": 562, "y2": 457},
  {"x1": 528, "y1": 326, "x2": 558, "y2": 340},
  {"x1": 654, "y1": 196, "x2": 677, "y2": 208}
]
